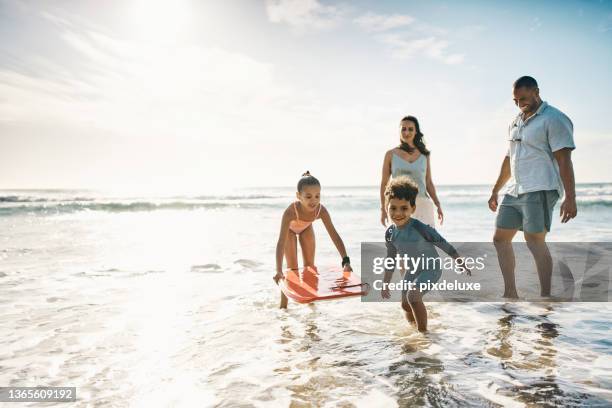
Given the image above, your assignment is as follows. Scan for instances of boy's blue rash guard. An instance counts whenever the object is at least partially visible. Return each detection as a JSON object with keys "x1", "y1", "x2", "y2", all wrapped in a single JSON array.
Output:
[{"x1": 384, "y1": 218, "x2": 459, "y2": 275}]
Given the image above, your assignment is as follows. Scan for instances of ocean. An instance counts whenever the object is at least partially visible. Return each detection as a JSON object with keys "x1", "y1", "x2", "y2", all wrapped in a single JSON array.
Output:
[{"x1": 1, "y1": 184, "x2": 611, "y2": 406}]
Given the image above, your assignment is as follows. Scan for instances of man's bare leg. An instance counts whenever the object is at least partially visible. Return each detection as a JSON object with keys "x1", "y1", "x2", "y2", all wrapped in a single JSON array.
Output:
[
  {"x1": 494, "y1": 228, "x2": 519, "y2": 298},
  {"x1": 524, "y1": 231, "x2": 552, "y2": 297}
]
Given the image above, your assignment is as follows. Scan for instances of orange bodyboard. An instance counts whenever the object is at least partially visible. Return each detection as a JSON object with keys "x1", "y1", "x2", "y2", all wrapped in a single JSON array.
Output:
[{"x1": 279, "y1": 266, "x2": 369, "y2": 304}]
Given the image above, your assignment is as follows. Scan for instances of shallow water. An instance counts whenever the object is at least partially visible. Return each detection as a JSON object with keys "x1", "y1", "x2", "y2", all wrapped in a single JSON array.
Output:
[{"x1": 1, "y1": 186, "x2": 611, "y2": 407}]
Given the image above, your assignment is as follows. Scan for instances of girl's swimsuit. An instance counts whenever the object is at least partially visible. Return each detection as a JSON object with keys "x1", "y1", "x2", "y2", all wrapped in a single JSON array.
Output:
[{"x1": 289, "y1": 202, "x2": 321, "y2": 234}]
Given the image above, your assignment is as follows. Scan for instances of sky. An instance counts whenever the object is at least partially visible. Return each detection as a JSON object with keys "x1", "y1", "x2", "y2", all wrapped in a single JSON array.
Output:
[{"x1": 1, "y1": 0, "x2": 611, "y2": 192}]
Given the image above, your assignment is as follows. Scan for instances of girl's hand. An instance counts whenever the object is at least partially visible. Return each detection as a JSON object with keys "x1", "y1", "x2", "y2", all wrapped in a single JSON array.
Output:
[
  {"x1": 381, "y1": 288, "x2": 391, "y2": 299},
  {"x1": 273, "y1": 271, "x2": 284, "y2": 284},
  {"x1": 343, "y1": 263, "x2": 353, "y2": 273},
  {"x1": 380, "y1": 208, "x2": 388, "y2": 226},
  {"x1": 436, "y1": 205, "x2": 444, "y2": 225}
]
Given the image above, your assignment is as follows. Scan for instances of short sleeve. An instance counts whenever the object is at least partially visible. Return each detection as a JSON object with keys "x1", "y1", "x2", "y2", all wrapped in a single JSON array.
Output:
[
  {"x1": 547, "y1": 112, "x2": 575, "y2": 152},
  {"x1": 385, "y1": 232, "x2": 397, "y2": 273},
  {"x1": 506, "y1": 117, "x2": 518, "y2": 157},
  {"x1": 385, "y1": 225, "x2": 394, "y2": 243}
]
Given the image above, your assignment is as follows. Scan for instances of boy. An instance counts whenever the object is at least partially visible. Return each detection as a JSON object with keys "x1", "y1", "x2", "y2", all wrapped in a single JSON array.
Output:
[{"x1": 381, "y1": 176, "x2": 470, "y2": 332}]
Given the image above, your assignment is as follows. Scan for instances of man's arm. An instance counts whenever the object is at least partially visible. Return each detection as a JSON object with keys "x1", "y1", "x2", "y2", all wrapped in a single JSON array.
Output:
[
  {"x1": 488, "y1": 156, "x2": 511, "y2": 212},
  {"x1": 553, "y1": 148, "x2": 577, "y2": 223}
]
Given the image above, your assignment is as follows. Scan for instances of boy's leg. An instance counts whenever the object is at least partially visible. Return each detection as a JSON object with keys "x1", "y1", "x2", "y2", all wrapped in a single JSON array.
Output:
[
  {"x1": 407, "y1": 291, "x2": 427, "y2": 332},
  {"x1": 280, "y1": 231, "x2": 298, "y2": 309},
  {"x1": 298, "y1": 225, "x2": 316, "y2": 267},
  {"x1": 401, "y1": 295, "x2": 416, "y2": 324},
  {"x1": 493, "y1": 228, "x2": 519, "y2": 298},
  {"x1": 524, "y1": 231, "x2": 552, "y2": 296}
]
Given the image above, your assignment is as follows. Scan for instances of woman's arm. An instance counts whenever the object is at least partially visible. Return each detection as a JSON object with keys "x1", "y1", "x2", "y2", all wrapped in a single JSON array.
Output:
[
  {"x1": 274, "y1": 208, "x2": 292, "y2": 283},
  {"x1": 319, "y1": 206, "x2": 351, "y2": 269},
  {"x1": 380, "y1": 151, "x2": 392, "y2": 226},
  {"x1": 425, "y1": 155, "x2": 444, "y2": 225}
]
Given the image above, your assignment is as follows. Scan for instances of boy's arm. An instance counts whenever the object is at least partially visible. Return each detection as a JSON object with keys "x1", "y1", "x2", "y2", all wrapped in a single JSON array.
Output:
[
  {"x1": 415, "y1": 222, "x2": 471, "y2": 274},
  {"x1": 383, "y1": 227, "x2": 396, "y2": 284},
  {"x1": 414, "y1": 222, "x2": 459, "y2": 258},
  {"x1": 383, "y1": 242, "x2": 397, "y2": 284}
]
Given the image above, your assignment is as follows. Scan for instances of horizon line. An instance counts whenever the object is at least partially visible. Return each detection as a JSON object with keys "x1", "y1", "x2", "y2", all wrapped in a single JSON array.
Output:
[{"x1": 1, "y1": 181, "x2": 612, "y2": 192}]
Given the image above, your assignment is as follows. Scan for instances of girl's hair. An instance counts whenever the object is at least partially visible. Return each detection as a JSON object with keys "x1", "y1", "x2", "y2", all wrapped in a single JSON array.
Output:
[
  {"x1": 399, "y1": 116, "x2": 430, "y2": 156},
  {"x1": 385, "y1": 176, "x2": 418, "y2": 207},
  {"x1": 297, "y1": 171, "x2": 321, "y2": 192}
]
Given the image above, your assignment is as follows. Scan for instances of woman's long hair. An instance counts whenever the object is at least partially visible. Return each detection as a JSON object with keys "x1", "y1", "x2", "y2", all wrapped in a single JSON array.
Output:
[{"x1": 399, "y1": 116, "x2": 430, "y2": 156}]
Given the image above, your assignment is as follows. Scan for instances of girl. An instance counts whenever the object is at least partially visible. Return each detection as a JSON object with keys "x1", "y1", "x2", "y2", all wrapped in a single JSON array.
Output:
[
  {"x1": 380, "y1": 116, "x2": 443, "y2": 227},
  {"x1": 273, "y1": 171, "x2": 353, "y2": 309}
]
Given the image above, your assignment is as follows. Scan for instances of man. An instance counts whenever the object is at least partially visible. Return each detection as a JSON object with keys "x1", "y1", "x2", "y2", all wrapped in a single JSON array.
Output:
[{"x1": 488, "y1": 76, "x2": 577, "y2": 298}]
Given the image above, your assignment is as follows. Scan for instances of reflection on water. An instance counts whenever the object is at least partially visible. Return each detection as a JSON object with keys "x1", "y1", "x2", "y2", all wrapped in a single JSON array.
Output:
[{"x1": 481, "y1": 304, "x2": 610, "y2": 407}]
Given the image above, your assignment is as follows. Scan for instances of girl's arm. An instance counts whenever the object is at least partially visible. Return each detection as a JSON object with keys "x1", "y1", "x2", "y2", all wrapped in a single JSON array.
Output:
[
  {"x1": 274, "y1": 208, "x2": 292, "y2": 283},
  {"x1": 380, "y1": 151, "x2": 392, "y2": 226},
  {"x1": 319, "y1": 206, "x2": 351, "y2": 270},
  {"x1": 425, "y1": 154, "x2": 444, "y2": 225}
]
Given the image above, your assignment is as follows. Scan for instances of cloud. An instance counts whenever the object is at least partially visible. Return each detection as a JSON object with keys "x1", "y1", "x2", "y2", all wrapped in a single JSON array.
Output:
[
  {"x1": 0, "y1": 8, "x2": 327, "y2": 189},
  {"x1": 380, "y1": 34, "x2": 464, "y2": 65},
  {"x1": 264, "y1": 4, "x2": 465, "y2": 65},
  {"x1": 265, "y1": 0, "x2": 342, "y2": 31},
  {"x1": 352, "y1": 11, "x2": 465, "y2": 65},
  {"x1": 0, "y1": 14, "x2": 297, "y2": 141},
  {"x1": 530, "y1": 17, "x2": 542, "y2": 32},
  {"x1": 353, "y1": 12, "x2": 414, "y2": 32},
  {"x1": 454, "y1": 24, "x2": 486, "y2": 40}
]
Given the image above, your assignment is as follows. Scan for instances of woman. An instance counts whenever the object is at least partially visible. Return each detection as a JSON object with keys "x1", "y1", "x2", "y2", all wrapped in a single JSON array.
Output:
[{"x1": 379, "y1": 116, "x2": 443, "y2": 227}]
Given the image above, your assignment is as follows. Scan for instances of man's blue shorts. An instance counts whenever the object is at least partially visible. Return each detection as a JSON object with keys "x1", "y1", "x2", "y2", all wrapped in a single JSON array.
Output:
[{"x1": 496, "y1": 190, "x2": 559, "y2": 233}]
